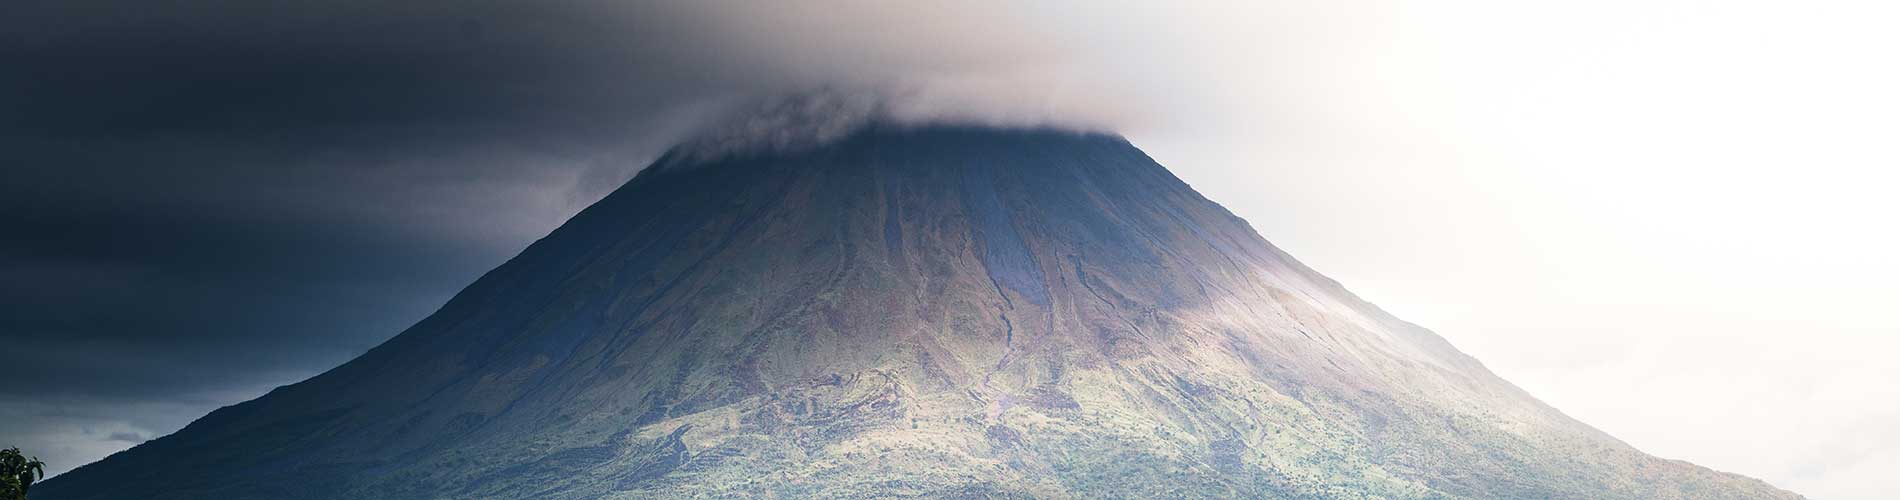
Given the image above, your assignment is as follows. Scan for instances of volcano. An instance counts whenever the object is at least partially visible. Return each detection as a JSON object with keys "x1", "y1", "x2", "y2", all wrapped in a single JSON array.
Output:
[{"x1": 36, "y1": 126, "x2": 1796, "y2": 499}]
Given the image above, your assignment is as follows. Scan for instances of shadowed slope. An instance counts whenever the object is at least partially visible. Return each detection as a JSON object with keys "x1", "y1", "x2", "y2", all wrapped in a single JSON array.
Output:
[{"x1": 36, "y1": 126, "x2": 1798, "y2": 499}]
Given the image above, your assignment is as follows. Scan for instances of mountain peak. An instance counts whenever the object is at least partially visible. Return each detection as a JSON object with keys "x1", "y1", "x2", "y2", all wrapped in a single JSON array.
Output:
[
  {"x1": 659, "y1": 90, "x2": 888, "y2": 169},
  {"x1": 655, "y1": 89, "x2": 1120, "y2": 172},
  {"x1": 35, "y1": 127, "x2": 1800, "y2": 499}
]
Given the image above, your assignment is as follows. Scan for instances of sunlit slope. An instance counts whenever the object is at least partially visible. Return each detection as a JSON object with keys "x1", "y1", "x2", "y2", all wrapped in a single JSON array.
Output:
[{"x1": 36, "y1": 126, "x2": 1798, "y2": 499}]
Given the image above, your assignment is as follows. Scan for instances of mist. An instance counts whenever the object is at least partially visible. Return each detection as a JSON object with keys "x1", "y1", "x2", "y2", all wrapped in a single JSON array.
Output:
[{"x1": 5, "y1": 1, "x2": 1897, "y2": 497}]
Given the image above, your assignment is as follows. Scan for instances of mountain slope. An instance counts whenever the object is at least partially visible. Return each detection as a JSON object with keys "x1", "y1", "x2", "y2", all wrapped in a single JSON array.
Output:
[{"x1": 35, "y1": 126, "x2": 1798, "y2": 499}]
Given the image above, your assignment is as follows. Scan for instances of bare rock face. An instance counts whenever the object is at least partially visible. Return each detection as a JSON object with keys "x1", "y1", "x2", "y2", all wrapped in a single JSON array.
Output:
[{"x1": 35, "y1": 126, "x2": 1800, "y2": 499}]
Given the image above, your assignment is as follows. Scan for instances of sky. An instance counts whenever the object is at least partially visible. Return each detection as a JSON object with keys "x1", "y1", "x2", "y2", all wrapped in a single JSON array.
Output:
[{"x1": 3, "y1": 1, "x2": 1896, "y2": 498}]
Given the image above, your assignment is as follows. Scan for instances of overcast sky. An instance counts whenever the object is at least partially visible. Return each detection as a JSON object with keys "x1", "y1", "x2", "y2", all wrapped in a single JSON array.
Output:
[{"x1": 4, "y1": 1, "x2": 1896, "y2": 498}]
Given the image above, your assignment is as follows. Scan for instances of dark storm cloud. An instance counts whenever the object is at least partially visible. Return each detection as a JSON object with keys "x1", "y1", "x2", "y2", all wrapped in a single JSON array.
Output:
[{"x1": 0, "y1": 0, "x2": 730, "y2": 405}]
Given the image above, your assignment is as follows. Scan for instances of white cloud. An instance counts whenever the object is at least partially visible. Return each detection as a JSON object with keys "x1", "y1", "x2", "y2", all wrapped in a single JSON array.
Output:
[{"x1": 1124, "y1": 2, "x2": 1900, "y2": 498}]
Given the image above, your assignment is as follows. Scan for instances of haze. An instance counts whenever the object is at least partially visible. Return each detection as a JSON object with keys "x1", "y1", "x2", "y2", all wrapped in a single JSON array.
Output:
[{"x1": 3, "y1": 1, "x2": 1894, "y2": 498}]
